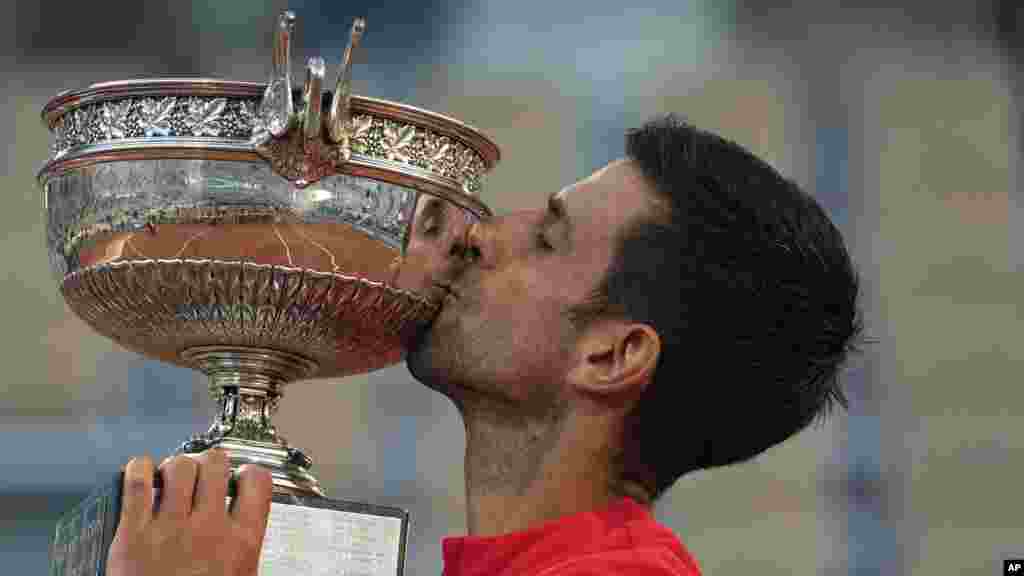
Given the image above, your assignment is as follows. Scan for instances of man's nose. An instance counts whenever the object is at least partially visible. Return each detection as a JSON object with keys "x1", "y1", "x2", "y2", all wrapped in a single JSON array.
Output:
[
  {"x1": 465, "y1": 221, "x2": 485, "y2": 263},
  {"x1": 447, "y1": 219, "x2": 489, "y2": 270}
]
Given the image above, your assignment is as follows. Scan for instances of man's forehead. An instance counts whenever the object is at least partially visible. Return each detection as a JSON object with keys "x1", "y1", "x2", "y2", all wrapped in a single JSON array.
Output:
[
  {"x1": 558, "y1": 160, "x2": 624, "y2": 200},
  {"x1": 543, "y1": 162, "x2": 647, "y2": 255},
  {"x1": 558, "y1": 159, "x2": 650, "y2": 211}
]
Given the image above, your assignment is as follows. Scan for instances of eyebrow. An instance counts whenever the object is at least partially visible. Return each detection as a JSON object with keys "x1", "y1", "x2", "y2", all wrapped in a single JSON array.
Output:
[
  {"x1": 544, "y1": 190, "x2": 572, "y2": 244},
  {"x1": 548, "y1": 193, "x2": 566, "y2": 219}
]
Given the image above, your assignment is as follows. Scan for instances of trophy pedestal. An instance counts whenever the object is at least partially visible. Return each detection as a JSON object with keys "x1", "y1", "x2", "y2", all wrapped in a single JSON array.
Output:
[{"x1": 178, "y1": 345, "x2": 326, "y2": 497}]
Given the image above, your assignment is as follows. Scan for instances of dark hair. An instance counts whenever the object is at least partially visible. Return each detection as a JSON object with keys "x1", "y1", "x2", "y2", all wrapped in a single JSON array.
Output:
[{"x1": 569, "y1": 115, "x2": 863, "y2": 499}]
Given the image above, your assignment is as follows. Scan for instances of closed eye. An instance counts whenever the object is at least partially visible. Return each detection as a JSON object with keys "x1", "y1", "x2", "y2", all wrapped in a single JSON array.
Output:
[
  {"x1": 535, "y1": 230, "x2": 554, "y2": 252},
  {"x1": 419, "y1": 215, "x2": 440, "y2": 237}
]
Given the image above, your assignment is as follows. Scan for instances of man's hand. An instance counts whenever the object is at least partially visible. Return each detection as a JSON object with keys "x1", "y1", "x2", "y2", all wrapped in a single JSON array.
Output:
[{"x1": 106, "y1": 449, "x2": 273, "y2": 576}]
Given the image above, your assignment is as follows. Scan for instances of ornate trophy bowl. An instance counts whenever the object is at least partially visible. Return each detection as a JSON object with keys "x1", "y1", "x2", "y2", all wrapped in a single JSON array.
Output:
[{"x1": 39, "y1": 11, "x2": 499, "y2": 499}]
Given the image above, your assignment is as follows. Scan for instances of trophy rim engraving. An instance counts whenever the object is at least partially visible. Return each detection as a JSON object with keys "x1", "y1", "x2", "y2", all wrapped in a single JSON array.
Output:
[
  {"x1": 42, "y1": 79, "x2": 502, "y2": 168},
  {"x1": 39, "y1": 79, "x2": 498, "y2": 218}
]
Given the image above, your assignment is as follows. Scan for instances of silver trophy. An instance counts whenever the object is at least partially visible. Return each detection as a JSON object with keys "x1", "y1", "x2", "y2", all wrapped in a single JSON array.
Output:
[{"x1": 42, "y1": 10, "x2": 499, "y2": 576}]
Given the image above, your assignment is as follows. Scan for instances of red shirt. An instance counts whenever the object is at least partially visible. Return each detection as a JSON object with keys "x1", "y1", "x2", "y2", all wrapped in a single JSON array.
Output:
[{"x1": 440, "y1": 498, "x2": 702, "y2": 576}]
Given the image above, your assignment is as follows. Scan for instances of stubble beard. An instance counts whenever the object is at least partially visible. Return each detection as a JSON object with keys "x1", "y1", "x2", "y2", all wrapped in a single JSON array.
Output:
[
  {"x1": 407, "y1": 304, "x2": 470, "y2": 401},
  {"x1": 407, "y1": 303, "x2": 578, "y2": 497}
]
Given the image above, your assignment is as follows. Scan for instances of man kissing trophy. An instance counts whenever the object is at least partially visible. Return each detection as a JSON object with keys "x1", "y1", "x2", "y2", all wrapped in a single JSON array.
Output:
[{"x1": 41, "y1": 9, "x2": 499, "y2": 576}]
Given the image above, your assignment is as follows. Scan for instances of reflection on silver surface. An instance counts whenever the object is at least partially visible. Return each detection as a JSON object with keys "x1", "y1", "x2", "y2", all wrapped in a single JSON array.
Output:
[
  {"x1": 390, "y1": 191, "x2": 476, "y2": 299},
  {"x1": 45, "y1": 159, "x2": 417, "y2": 281}
]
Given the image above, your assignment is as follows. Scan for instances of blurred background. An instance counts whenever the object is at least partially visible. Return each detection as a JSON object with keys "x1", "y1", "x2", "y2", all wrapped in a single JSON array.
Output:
[{"x1": 3, "y1": 0, "x2": 1022, "y2": 574}]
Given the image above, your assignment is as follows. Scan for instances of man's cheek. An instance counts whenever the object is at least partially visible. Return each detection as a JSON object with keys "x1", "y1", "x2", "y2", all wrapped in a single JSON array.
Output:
[{"x1": 501, "y1": 266, "x2": 566, "y2": 298}]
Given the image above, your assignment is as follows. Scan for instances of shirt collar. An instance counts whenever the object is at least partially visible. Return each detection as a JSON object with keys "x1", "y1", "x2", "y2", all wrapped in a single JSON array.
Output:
[{"x1": 441, "y1": 497, "x2": 652, "y2": 576}]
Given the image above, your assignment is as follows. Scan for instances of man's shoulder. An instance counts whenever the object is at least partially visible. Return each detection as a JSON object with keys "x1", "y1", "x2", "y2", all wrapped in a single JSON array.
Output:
[{"x1": 533, "y1": 546, "x2": 702, "y2": 576}]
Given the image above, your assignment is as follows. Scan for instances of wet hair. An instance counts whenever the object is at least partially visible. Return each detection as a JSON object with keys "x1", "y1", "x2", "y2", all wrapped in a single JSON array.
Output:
[{"x1": 569, "y1": 115, "x2": 863, "y2": 498}]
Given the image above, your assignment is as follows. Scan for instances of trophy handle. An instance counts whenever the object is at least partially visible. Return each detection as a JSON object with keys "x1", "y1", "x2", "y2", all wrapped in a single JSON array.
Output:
[
  {"x1": 327, "y1": 17, "x2": 366, "y2": 144},
  {"x1": 254, "y1": 10, "x2": 297, "y2": 141},
  {"x1": 302, "y1": 58, "x2": 326, "y2": 140},
  {"x1": 252, "y1": 12, "x2": 369, "y2": 188}
]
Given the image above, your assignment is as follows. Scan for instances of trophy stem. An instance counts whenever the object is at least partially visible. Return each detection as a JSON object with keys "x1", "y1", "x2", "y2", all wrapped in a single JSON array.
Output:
[{"x1": 179, "y1": 346, "x2": 325, "y2": 497}]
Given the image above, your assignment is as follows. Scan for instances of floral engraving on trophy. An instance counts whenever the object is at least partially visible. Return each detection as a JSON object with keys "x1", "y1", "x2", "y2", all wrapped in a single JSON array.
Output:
[
  {"x1": 381, "y1": 122, "x2": 416, "y2": 163},
  {"x1": 346, "y1": 114, "x2": 487, "y2": 195},
  {"x1": 50, "y1": 96, "x2": 490, "y2": 195},
  {"x1": 184, "y1": 97, "x2": 229, "y2": 137},
  {"x1": 62, "y1": 108, "x2": 88, "y2": 150},
  {"x1": 347, "y1": 114, "x2": 374, "y2": 152},
  {"x1": 236, "y1": 100, "x2": 260, "y2": 138},
  {"x1": 50, "y1": 97, "x2": 262, "y2": 154},
  {"x1": 138, "y1": 97, "x2": 177, "y2": 137},
  {"x1": 98, "y1": 100, "x2": 132, "y2": 140}
]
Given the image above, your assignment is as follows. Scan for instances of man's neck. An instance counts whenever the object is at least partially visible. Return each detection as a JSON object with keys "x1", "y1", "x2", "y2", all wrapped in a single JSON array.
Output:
[{"x1": 459, "y1": 404, "x2": 626, "y2": 537}]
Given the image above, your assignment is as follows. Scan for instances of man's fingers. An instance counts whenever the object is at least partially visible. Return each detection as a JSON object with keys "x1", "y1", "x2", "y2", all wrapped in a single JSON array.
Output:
[
  {"x1": 192, "y1": 449, "x2": 230, "y2": 517},
  {"x1": 230, "y1": 464, "x2": 273, "y2": 540},
  {"x1": 155, "y1": 455, "x2": 199, "y2": 521},
  {"x1": 120, "y1": 456, "x2": 155, "y2": 531}
]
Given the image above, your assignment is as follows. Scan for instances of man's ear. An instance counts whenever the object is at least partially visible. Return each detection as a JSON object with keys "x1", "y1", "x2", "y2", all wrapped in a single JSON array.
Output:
[{"x1": 567, "y1": 322, "x2": 661, "y2": 398}]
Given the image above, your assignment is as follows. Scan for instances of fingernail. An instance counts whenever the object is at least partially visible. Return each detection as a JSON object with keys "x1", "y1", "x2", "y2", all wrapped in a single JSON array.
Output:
[
  {"x1": 133, "y1": 455, "x2": 153, "y2": 469},
  {"x1": 124, "y1": 457, "x2": 151, "y2": 491}
]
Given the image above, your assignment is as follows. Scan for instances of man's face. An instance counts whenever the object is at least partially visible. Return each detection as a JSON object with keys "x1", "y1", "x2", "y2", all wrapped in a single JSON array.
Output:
[{"x1": 407, "y1": 159, "x2": 656, "y2": 411}]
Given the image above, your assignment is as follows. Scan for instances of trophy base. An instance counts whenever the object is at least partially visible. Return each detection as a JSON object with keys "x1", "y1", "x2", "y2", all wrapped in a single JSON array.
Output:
[
  {"x1": 181, "y1": 436, "x2": 325, "y2": 497},
  {"x1": 50, "y1": 471, "x2": 410, "y2": 576}
]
